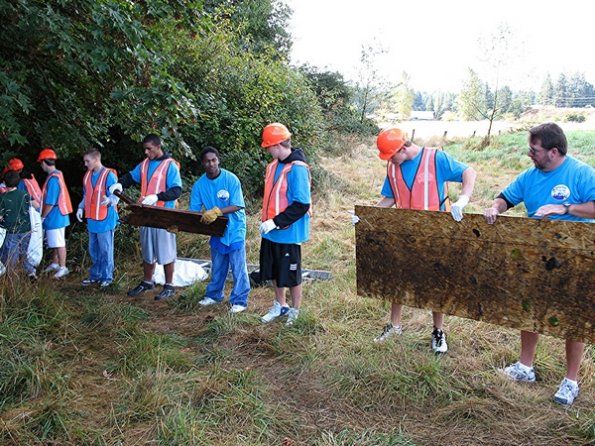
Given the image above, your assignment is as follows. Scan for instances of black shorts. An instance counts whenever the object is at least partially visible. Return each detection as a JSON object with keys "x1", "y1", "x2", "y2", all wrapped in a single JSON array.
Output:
[{"x1": 259, "y1": 238, "x2": 302, "y2": 288}]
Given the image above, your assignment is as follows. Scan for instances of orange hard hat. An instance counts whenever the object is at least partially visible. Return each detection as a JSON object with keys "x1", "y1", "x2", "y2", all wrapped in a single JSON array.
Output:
[
  {"x1": 261, "y1": 123, "x2": 291, "y2": 148},
  {"x1": 7, "y1": 158, "x2": 25, "y2": 171},
  {"x1": 37, "y1": 148, "x2": 58, "y2": 162},
  {"x1": 377, "y1": 127, "x2": 407, "y2": 160}
]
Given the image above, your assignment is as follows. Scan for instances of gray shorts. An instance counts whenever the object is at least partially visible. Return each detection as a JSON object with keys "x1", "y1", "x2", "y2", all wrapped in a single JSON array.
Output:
[{"x1": 140, "y1": 226, "x2": 176, "y2": 265}]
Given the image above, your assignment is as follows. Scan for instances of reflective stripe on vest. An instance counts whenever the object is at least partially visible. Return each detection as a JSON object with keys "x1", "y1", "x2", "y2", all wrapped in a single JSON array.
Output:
[
  {"x1": 387, "y1": 148, "x2": 441, "y2": 211},
  {"x1": 83, "y1": 167, "x2": 111, "y2": 221},
  {"x1": 261, "y1": 160, "x2": 311, "y2": 222},
  {"x1": 42, "y1": 171, "x2": 73, "y2": 215},
  {"x1": 23, "y1": 176, "x2": 42, "y2": 203},
  {"x1": 139, "y1": 158, "x2": 178, "y2": 207}
]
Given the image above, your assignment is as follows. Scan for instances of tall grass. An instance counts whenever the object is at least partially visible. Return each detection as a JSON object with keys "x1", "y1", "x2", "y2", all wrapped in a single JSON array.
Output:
[{"x1": 0, "y1": 130, "x2": 592, "y2": 445}]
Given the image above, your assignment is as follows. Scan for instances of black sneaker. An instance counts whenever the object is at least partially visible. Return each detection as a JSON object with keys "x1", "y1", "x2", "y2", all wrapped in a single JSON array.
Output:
[
  {"x1": 127, "y1": 281, "x2": 155, "y2": 297},
  {"x1": 431, "y1": 327, "x2": 448, "y2": 353},
  {"x1": 154, "y1": 284, "x2": 175, "y2": 301}
]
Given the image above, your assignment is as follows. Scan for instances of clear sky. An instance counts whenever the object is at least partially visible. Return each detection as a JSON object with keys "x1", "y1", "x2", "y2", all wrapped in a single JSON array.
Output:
[{"x1": 286, "y1": 0, "x2": 595, "y2": 92}]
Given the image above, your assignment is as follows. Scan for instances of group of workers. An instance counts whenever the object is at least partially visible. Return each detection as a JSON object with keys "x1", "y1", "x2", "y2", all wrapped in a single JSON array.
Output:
[{"x1": 1, "y1": 121, "x2": 593, "y2": 406}]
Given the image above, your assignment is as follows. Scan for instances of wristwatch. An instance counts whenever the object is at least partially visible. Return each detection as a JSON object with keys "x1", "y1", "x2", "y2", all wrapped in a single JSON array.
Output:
[{"x1": 563, "y1": 203, "x2": 571, "y2": 214}]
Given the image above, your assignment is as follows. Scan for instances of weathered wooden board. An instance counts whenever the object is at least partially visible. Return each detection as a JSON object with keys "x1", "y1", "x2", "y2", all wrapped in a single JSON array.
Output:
[
  {"x1": 115, "y1": 192, "x2": 228, "y2": 236},
  {"x1": 355, "y1": 205, "x2": 594, "y2": 343}
]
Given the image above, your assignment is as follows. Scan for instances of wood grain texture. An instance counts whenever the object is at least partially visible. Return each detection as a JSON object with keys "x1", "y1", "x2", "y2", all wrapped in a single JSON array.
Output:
[
  {"x1": 355, "y1": 205, "x2": 594, "y2": 343},
  {"x1": 118, "y1": 201, "x2": 228, "y2": 236}
]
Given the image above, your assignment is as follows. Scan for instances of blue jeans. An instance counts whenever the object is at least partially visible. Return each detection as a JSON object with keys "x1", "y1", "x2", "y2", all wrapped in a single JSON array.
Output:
[
  {"x1": 204, "y1": 245, "x2": 250, "y2": 307},
  {"x1": 0, "y1": 232, "x2": 35, "y2": 275},
  {"x1": 88, "y1": 230, "x2": 114, "y2": 282}
]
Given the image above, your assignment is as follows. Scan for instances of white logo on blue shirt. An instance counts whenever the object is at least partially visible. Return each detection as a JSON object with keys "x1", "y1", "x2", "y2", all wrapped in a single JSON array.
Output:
[
  {"x1": 217, "y1": 189, "x2": 230, "y2": 201},
  {"x1": 550, "y1": 184, "x2": 570, "y2": 201}
]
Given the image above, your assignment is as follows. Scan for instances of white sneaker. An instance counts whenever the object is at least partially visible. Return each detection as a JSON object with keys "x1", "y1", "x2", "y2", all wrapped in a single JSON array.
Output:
[
  {"x1": 43, "y1": 263, "x2": 60, "y2": 273},
  {"x1": 374, "y1": 323, "x2": 403, "y2": 342},
  {"x1": 199, "y1": 297, "x2": 219, "y2": 306},
  {"x1": 501, "y1": 361, "x2": 536, "y2": 382},
  {"x1": 553, "y1": 378, "x2": 579, "y2": 405},
  {"x1": 53, "y1": 266, "x2": 69, "y2": 279},
  {"x1": 261, "y1": 300, "x2": 290, "y2": 323},
  {"x1": 229, "y1": 304, "x2": 247, "y2": 314},
  {"x1": 431, "y1": 328, "x2": 448, "y2": 353},
  {"x1": 285, "y1": 308, "x2": 299, "y2": 326}
]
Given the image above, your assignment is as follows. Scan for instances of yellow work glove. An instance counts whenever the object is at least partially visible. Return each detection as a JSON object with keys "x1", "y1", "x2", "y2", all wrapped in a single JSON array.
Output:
[{"x1": 200, "y1": 206, "x2": 223, "y2": 224}]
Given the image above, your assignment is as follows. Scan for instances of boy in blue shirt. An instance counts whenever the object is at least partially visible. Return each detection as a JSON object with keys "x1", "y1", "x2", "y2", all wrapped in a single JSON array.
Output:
[
  {"x1": 190, "y1": 146, "x2": 250, "y2": 313},
  {"x1": 258, "y1": 123, "x2": 311, "y2": 326},
  {"x1": 76, "y1": 149, "x2": 119, "y2": 288}
]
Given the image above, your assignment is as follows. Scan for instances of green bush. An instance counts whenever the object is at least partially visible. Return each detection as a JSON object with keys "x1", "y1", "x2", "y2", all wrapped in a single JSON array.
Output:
[{"x1": 565, "y1": 113, "x2": 586, "y2": 123}]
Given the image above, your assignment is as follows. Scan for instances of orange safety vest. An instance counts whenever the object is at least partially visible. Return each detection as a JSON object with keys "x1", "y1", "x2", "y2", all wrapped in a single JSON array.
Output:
[
  {"x1": 139, "y1": 158, "x2": 179, "y2": 207},
  {"x1": 42, "y1": 170, "x2": 73, "y2": 215},
  {"x1": 83, "y1": 167, "x2": 117, "y2": 221},
  {"x1": 387, "y1": 147, "x2": 449, "y2": 211},
  {"x1": 23, "y1": 175, "x2": 42, "y2": 204},
  {"x1": 261, "y1": 160, "x2": 311, "y2": 223}
]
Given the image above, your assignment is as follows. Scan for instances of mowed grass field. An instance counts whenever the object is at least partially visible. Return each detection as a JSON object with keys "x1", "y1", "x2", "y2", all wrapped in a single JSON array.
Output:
[{"x1": 1, "y1": 130, "x2": 593, "y2": 445}]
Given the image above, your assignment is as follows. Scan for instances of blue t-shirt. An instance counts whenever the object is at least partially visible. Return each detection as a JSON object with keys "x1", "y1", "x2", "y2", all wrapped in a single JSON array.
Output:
[
  {"x1": 263, "y1": 163, "x2": 311, "y2": 245},
  {"x1": 381, "y1": 149, "x2": 469, "y2": 210},
  {"x1": 79, "y1": 168, "x2": 119, "y2": 233},
  {"x1": 130, "y1": 159, "x2": 182, "y2": 209},
  {"x1": 190, "y1": 169, "x2": 246, "y2": 249},
  {"x1": 502, "y1": 155, "x2": 595, "y2": 222},
  {"x1": 43, "y1": 171, "x2": 70, "y2": 230}
]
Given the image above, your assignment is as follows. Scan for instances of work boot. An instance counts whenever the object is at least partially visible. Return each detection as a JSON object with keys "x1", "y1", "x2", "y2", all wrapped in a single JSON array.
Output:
[{"x1": 127, "y1": 280, "x2": 155, "y2": 297}]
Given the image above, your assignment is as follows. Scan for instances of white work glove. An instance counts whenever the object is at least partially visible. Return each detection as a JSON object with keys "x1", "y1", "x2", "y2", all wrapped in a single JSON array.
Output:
[
  {"x1": 76, "y1": 208, "x2": 84, "y2": 222},
  {"x1": 101, "y1": 195, "x2": 119, "y2": 207},
  {"x1": 141, "y1": 194, "x2": 159, "y2": 206},
  {"x1": 450, "y1": 195, "x2": 469, "y2": 222},
  {"x1": 348, "y1": 210, "x2": 360, "y2": 225},
  {"x1": 108, "y1": 183, "x2": 123, "y2": 195},
  {"x1": 260, "y1": 219, "x2": 277, "y2": 235}
]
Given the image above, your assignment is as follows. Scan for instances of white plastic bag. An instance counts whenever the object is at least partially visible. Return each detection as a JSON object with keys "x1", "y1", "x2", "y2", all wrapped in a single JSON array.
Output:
[
  {"x1": 154, "y1": 259, "x2": 208, "y2": 287},
  {"x1": 27, "y1": 207, "x2": 43, "y2": 267},
  {"x1": 0, "y1": 227, "x2": 5, "y2": 277}
]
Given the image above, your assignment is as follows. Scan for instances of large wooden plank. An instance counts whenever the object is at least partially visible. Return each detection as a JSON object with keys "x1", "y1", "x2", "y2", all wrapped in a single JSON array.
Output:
[
  {"x1": 115, "y1": 192, "x2": 228, "y2": 236},
  {"x1": 355, "y1": 205, "x2": 594, "y2": 343}
]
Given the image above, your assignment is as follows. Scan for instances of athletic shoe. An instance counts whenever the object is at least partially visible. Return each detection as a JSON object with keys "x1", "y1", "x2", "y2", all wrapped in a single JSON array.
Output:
[
  {"x1": 127, "y1": 281, "x2": 155, "y2": 297},
  {"x1": 99, "y1": 281, "x2": 112, "y2": 288},
  {"x1": 82, "y1": 278, "x2": 99, "y2": 287},
  {"x1": 501, "y1": 361, "x2": 536, "y2": 382},
  {"x1": 229, "y1": 304, "x2": 247, "y2": 314},
  {"x1": 261, "y1": 300, "x2": 290, "y2": 323},
  {"x1": 155, "y1": 284, "x2": 176, "y2": 301},
  {"x1": 431, "y1": 328, "x2": 448, "y2": 353},
  {"x1": 199, "y1": 297, "x2": 219, "y2": 306},
  {"x1": 53, "y1": 266, "x2": 69, "y2": 279},
  {"x1": 374, "y1": 323, "x2": 403, "y2": 343},
  {"x1": 42, "y1": 263, "x2": 60, "y2": 273},
  {"x1": 553, "y1": 378, "x2": 579, "y2": 405},
  {"x1": 285, "y1": 308, "x2": 299, "y2": 326}
]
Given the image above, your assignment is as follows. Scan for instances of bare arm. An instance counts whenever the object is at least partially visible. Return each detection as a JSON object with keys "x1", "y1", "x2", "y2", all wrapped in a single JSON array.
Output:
[
  {"x1": 376, "y1": 196, "x2": 395, "y2": 208},
  {"x1": 535, "y1": 201, "x2": 595, "y2": 219},
  {"x1": 460, "y1": 167, "x2": 477, "y2": 198}
]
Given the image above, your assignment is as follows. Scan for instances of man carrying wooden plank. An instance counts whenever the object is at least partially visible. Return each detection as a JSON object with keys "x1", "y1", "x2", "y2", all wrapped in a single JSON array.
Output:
[
  {"x1": 76, "y1": 149, "x2": 119, "y2": 288},
  {"x1": 259, "y1": 123, "x2": 311, "y2": 327},
  {"x1": 484, "y1": 122, "x2": 595, "y2": 406},
  {"x1": 109, "y1": 134, "x2": 182, "y2": 301},
  {"x1": 189, "y1": 146, "x2": 250, "y2": 314},
  {"x1": 363, "y1": 127, "x2": 476, "y2": 352}
]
